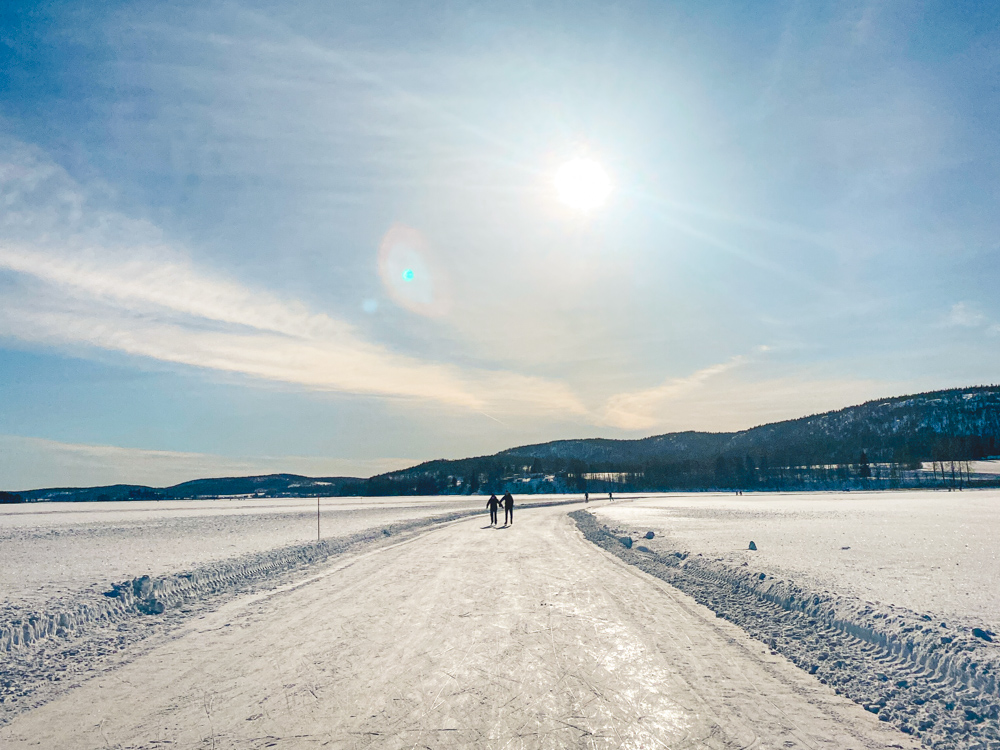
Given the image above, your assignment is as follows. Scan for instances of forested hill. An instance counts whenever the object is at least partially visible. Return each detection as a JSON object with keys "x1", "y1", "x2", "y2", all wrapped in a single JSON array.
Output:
[
  {"x1": 498, "y1": 386, "x2": 1000, "y2": 467},
  {"x1": 12, "y1": 474, "x2": 358, "y2": 503},
  {"x1": 7, "y1": 386, "x2": 1000, "y2": 501},
  {"x1": 499, "y1": 430, "x2": 733, "y2": 464},
  {"x1": 362, "y1": 386, "x2": 1000, "y2": 494}
]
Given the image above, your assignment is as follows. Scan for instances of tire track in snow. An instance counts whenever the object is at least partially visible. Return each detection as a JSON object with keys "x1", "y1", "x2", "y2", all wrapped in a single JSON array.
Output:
[
  {"x1": 3, "y1": 505, "x2": 923, "y2": 749},
  {"x1": 572, "y1": 509, "x2": 1000, "y2": 749}
]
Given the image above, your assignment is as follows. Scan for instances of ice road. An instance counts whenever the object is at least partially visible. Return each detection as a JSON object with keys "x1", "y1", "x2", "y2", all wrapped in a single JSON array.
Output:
[{"x1": 1, "y1": 503, "x2": 917, "y2": 749}]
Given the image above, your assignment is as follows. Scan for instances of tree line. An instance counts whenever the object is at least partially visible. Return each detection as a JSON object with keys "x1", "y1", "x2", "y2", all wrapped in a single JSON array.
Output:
[{"x1": 335, "y1": 443, "x2": 998, "y2": 496}]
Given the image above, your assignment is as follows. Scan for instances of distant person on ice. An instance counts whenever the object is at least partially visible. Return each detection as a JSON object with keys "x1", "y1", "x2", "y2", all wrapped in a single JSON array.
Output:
[
  {"x1": 502, "y1": 491, "x2": 514, "y2": 525},
  {"x1": 486, "y1": 493, "x2": 501, "y2": 526}
]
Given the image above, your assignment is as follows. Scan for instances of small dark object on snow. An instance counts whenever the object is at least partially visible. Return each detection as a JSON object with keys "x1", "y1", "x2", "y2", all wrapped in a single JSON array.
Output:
[
  {"x1": 382, "y1": 528, "x2": 391, "y2": 536},
  {"x1": 758, "y1": 572, "x2": 766, "y2": 580},
  {"x1": 645, "y1": 531, "x2": 655, "y2": 540},
  {"x1": 133, "y1": 575, "x2": 153, "y2": 599},
  {"x1": 105, "y1": 582, "x2": 130, "y2": 598},
  {"x1": 619, "y1": 536, "x2": 633, "y2": 549},
  {"x1": 841, "y1": 546, "x2": 851, "y2": 550},
  {"x1": 137, "y1": 598, "x2": 165, "y2": 615},
  {"x1": 972, "y1": 627, "x2": 994, "y2": 642},
  {"x1": 748, "y1": 541, "x2": 757, "y2": 551}
]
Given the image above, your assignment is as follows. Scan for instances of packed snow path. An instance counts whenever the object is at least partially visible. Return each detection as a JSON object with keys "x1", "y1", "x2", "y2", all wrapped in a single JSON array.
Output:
[{"x1": 1, "y1": 504, "x2": 917, "y2": 749}]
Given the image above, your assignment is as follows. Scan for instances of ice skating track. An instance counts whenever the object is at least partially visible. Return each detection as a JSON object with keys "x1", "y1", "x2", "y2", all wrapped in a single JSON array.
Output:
[{"x1": 1, "y1": 504, "x2": 917, "y2": 749}]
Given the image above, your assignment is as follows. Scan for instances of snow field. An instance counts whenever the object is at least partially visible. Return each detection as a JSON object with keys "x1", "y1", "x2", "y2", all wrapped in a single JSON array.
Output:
[
  {"x1": 581, "y1": 491, "x2": 1000, "y2": 749},
  {"x1": 0, "y1": 496, "x2": 488, "y2": 607},
  {"x1": 0, "y1": 496, "x2": 579, "y2": 723},
  {"x1": 592, "y1": 489, "x2": 1000, "y2": 623},
  {"x1": 1, "y1": 503, "x2": 921, "y2": 750}
]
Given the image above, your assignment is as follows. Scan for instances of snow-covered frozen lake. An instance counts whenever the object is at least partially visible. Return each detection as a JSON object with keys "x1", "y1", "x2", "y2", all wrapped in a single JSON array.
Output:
[
  {"x1": 6, "y1": 489, "x2": 999, "y2": 628},
  {"x1": 4, "y1": 492, "x2": 999, "y2": 748},
  {"x1": 0, "y1": 496, "x2": 488, "y2": 607},
  {"x1": 593, "y1": 489, "x2": 1000, "y2": 626}
]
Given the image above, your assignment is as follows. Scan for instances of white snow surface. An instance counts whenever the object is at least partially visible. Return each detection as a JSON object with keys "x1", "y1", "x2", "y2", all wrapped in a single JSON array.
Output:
[
  {"x1": 3, "y1": 493, "x2": 999, "y2": 747},
  {"x1": 0, "y1": 496, "x2": 489, "y2": 607},
  {"x1": 1, "y1": 504, "x2": 919, "y2": 750},
  {"x1": 593, "y1": 489, "x2": 1000, "y2": 626}
]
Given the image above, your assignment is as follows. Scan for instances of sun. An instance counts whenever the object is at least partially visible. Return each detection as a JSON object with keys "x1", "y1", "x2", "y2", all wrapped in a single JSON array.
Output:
[{"x1": 554, "y1": 157, "x2": 612, "y2": 211}]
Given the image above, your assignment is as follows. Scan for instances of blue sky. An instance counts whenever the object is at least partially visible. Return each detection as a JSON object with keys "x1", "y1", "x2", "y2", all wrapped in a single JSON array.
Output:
[{"x1": 1, "y1": 0, "x2": 998, "y2": 489}]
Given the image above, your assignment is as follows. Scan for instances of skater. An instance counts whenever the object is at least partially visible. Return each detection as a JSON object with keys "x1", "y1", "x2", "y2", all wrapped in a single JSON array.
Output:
[
  {"x1": 585, "y1": 491, "x2": 589, "y2": 503},
  {"x1": 502, "y1": 491, "x2": 514, "y2": 525},
  {"x1": 486, "y1": 493, "x2": 501, "y2": 526}
]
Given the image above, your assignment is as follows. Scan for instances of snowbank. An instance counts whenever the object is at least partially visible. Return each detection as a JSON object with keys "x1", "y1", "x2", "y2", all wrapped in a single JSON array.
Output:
[
  {"x1": 0, "y1": 496, "x2": 491, "y2": 607},
  {"x1": 572, "y1": 510, "x2": 1000, "y2": 749},
  {"x1": 1, "y1": 509, "x2": 470, "y2": 654},
  {"x1": 1, "y1": 497, "x2": 582, "y2": 723}
]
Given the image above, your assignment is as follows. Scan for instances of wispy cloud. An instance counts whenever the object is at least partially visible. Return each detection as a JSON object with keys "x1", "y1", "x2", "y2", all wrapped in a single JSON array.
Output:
[
  {"x1": 602, "y1": 356, "x2": 748, "y2": 430},
  {"x1": 0, "y1": 140, "x2": 924, "y2": 444},
  {"x1": 0, "y1": 142, "x2": 587, "y2": 417},
  {"x1": 944, "y1": 302, "x2": 987, "y2": 328},
  {"x1": 0, "y1": 434, "x2": 414, "y2": 490},
  {"x1": 940, "y1": 302, "x2": 999, "y2": 335},
  {"x1": 601, "y1": 348, "x2": 905, "y2": 433}
]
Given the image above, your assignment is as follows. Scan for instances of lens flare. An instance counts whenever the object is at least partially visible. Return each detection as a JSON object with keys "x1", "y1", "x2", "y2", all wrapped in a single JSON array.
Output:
[
  {"x1": 377, "y1": 224, "x2": 451, "y2": 317},
  {"x1": 554, "y1": 157, "x2": 612, "y2": 211}
]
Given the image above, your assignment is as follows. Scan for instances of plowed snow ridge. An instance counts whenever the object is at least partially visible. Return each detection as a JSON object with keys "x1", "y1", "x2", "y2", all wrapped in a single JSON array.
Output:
[
  {"x1": 0, "y1": 503, "x2": 923, "y2": 750},
  {"x1": 0, "y1": 499, "x2": 581, "y2": 724},
  {"x1": 572, "y1": 510, "x2": 1000, "y2": 749}
]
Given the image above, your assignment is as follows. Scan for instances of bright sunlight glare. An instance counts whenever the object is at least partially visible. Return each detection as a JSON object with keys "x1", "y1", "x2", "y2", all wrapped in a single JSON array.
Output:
[{"x1": 553, "y1": 157, "x2": 612, "y2": 212}]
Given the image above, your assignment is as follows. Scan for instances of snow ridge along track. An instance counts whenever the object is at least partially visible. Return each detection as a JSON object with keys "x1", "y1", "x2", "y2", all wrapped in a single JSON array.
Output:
[
  {"x1": 1, "y1": 498, "x2": 579, "y2": 655},
  {"x1": 0, "y1": 498, "x2": 579, "y2": 722},
  {"x1": 1, "y1": 513, "x2": 461, "y2": 655},
  {"x1": 571, "y1": 509, "x2": 1000, "y2": 750}
]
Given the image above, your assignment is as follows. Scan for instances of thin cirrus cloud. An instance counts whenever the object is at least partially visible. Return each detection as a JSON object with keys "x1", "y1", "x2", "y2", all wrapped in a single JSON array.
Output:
[
  {"x1": 0, "y1": 140, "x2": 922, "y2": 441},
  {"x1": 941, "y1": 302, "x2": 999, "y2": 335},
  {"x1": 0, "y1": 242, "x2": 588, "y2": 417},
  {"x1": 0, "y1": 434, "x2": 416, "y2": 489},
  {"x1": 0, "y1": 142, "x2": 586, "y2": 418},
  {"x1": 601, "y1": 350, "x2": 904, "y2": 433},
  {"x1": 602, "y1": 356, "x2": 748, "y2": 431}
]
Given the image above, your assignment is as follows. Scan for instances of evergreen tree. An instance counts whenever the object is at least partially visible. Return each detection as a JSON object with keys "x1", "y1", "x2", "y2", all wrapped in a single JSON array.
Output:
[{"x1": 858, "y1": 450, "x2": 871, "y2": 479}]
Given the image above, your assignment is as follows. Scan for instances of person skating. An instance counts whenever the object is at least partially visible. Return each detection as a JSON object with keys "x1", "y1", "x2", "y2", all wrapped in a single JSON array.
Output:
[
  {"x1": 502, "y1": 491, "x2": 514, "y2": 525},
  {"x1": 486, "y1": 493, "x2": 501, "y2": 526}
]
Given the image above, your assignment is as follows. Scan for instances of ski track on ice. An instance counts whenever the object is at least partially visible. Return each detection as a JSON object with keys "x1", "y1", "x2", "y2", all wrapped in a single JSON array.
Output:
[
  {"x1": 574, "y1": 511, "x2": 1000, "y2": 749},
  {"x1": 0, "y1": 503, "x2": 919, "y2": 749},
  {"x1": 0, "y1": 501, "x2": 579, "y2": 724}
]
